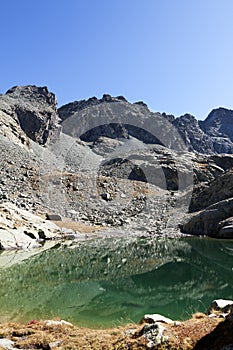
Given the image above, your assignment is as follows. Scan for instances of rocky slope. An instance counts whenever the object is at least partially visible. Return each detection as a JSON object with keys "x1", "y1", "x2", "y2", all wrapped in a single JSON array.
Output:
[{"x1": 1, "y1": 85, "x2": 233, "y2": 249}]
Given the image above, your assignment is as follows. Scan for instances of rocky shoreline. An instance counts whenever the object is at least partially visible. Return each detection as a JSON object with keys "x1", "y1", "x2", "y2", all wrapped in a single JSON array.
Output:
[{"x1": 0, "y1": 299, "x2": 232, "y2": 349}]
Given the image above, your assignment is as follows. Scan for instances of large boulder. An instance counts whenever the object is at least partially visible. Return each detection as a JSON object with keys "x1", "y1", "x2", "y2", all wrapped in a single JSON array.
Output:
[
  {"x1": 0, "y1": 202, "x2": 62, "y2": 250},
  {"x1": 207, "y1": 299, "x2": 233, "y2": 315},
  {"x1": 218, "y1": 217, "x2": 233, "y2": 238},
  {"x1": 189, "y1": 170, "x2": 233, "y2": 212},
  {"x1": 182, "y1": 198, "x2": 233, "y2": 237}
]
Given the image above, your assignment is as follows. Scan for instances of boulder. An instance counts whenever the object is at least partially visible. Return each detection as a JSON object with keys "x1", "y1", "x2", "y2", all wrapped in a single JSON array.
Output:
[
  {"x1": 194, "y1": 302, "x2": 233, "y2": 350},
  {"x1": 141, "y1": 313, "x2": 174, "y2": 324},
  {"x1": 0, "y1": 338, "x2": 17, "y2": 350},
  {"x1": 44, "y1": 319, "x2": 73, "y2": 327},
  {"x1": 220, "y1": 225, "x2": 233, "y2": 236},
  {"x1": 137, "y1": 323, "x2": 167, "y2": 349},
  {"x1": 0, "y1": 202, "x2": 62, "y2": 250},
  {"x1": 189, "y1": 171, "x2": 233, "y2": 212},
  {"x1": 207, "y1": 299, "x2": 233, "y2": 314},
  {"x1": 0, "y1": 228, "x2": 41, "y2": 250},
  {"x1": 46, "y1": 213, "x2": 62, "y2": 221},
  {"x1": 182, "y1": 198, "x2": 233, "y2": 237}
]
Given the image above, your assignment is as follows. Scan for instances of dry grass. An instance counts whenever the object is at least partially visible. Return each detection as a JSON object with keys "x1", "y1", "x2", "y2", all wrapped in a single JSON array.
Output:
[
  {"x1": 162, "y1": 315, "x2": 222, "y2": 349},
  {"x1": 52, "y1": 218, "x2": 105, "y2": 233},
  {"x1": 0, "y1": 321, "x2": 146, "y2": 350},
  {"x1": 0, "y1": 315, "x2": 230, "y2": 350},
  {"x1": 195, "y1": 162, "x2": 209, "y2": 169}
]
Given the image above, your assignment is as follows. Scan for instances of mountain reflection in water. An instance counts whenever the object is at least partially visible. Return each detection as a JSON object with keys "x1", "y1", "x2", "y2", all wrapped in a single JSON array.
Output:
[{"x1": 0, "y1": 236, "x2": 232, "y2": 327}]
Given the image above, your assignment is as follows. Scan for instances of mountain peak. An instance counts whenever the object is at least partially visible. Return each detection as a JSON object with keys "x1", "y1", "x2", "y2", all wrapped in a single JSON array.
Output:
[{"x1": 6, "y1": 85, "x2": 57, "y2": 107}]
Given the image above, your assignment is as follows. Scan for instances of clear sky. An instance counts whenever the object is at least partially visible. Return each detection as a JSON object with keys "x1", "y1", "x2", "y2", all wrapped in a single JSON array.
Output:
[{"x1": 1, "y1": 0, "x2": 233, "y2": 119}]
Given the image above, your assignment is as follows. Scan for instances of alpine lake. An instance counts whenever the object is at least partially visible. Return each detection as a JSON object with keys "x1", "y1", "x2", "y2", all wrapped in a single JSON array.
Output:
[{"x1": 0, "y1": 235, "x2": 232, "y2": 328}]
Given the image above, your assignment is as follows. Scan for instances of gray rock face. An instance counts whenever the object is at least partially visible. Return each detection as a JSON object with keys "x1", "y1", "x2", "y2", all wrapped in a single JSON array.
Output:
[
  {"x1": 172, "y1": 114, "x2": 215, "y2": 153},
  {"x1": 201, "y1": 107, "x2": 233, "y2": 140},
  {"x1": 182, "y1": 162, "x2": 233, "y2": 237},
  {"x1": 173, "y1": 109, "x2": 233, "y2": 154},
  {"x1": 0, "y1": 85, "x2": 61, "y2": 145},
  {"x1": 60, "y1": 98, "x2": 174, "y2": 147},
  {"x1": 189, "y1": 170, "x2": 233, "y2": 212},
  {"x1": 199, "y1": 107, "x2": 233, "y2": 153},
  {"x1": 58, "y1": 94, "x2": 128, "y2": 121},
  {"x1": 2, "y1": 86, "x2": 233, "y2": 155}
]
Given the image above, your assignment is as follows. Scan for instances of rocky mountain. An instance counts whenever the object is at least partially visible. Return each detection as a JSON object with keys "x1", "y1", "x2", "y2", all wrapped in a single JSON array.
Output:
[
  {"x1": 59, "y1": 98, "x2": 233, "y2": 154},
  {"x1": 1, "y1": 84, "x2": 233, "y2": 250},
  {"x1": 201, "y1": 107, "x2": 233, "y2": 141}
]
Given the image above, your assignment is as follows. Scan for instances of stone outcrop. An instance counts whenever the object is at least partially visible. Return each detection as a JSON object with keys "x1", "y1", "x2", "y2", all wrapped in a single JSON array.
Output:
[
  {"x1": 189, "y1": 170, "x2": 233, "y2": 212},
  {"x1": 173, "y1": 108, "x2": 233, "y2": 154},
  {"x1": 181, "y1": 198, "x2": 233, "y2": 237},
  {"x1": 137, "y1": 300, "x2": 233, "y2": 349},
  {"x1": 207, "y1": 299, "x2": 233, "y2": 315},
  {"x1": 193, "y1": 300, "x2": 233, "y2": 350},
  {"x1": 173, "y1": 113, "x2": 216, "y2": 153},
  {"x1": 182, "y1": 165, "x2": 233, "y2": 237},
  {"x1": 2, "y1": 86, "x2": 233, "y2": 153},
  {"x1": 0, "y1": 85, "x2": 61, "y2": 145},
  {"x1": 0, "y1": 202, "x2": 62, "y2": 249},
  {"x1": 201, "y1": 107, "x2": 233, "y2": 141}
]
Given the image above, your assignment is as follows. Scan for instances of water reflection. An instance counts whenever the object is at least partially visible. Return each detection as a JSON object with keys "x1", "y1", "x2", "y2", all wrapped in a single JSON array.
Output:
[{"x1": 0, "y1": 236, "x2": 232, "y2": 327}]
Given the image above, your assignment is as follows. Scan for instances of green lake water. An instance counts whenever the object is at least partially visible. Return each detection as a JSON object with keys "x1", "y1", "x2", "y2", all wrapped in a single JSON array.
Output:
[{"x1": 0, "y1": 236, "x2": 232, "y2": 328}]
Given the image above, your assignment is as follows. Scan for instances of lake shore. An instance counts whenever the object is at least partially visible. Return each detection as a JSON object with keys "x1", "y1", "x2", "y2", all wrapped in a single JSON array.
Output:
[{"x1": 0, "y1": 312, "x2": 231, "y2": 350}]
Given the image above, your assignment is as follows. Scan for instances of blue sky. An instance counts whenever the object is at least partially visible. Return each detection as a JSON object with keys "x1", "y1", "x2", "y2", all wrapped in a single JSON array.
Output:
[{"x1": 1, "y1": 0, "x2": 233, "y2": 119}]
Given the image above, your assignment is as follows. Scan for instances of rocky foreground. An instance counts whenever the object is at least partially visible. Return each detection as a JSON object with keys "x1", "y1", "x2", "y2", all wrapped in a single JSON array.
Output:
[
  {"x1": 0, "y1": 300, "x2": 232, "y2": 350},
  {"x1": 1, "y1": 85, "x2": 233, "y2": 249}
]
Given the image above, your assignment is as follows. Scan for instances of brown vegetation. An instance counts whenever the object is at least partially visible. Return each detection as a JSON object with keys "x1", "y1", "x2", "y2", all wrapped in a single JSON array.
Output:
[{"x1": 0, "y1": 314, "x2": 231, "y2": 350}]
